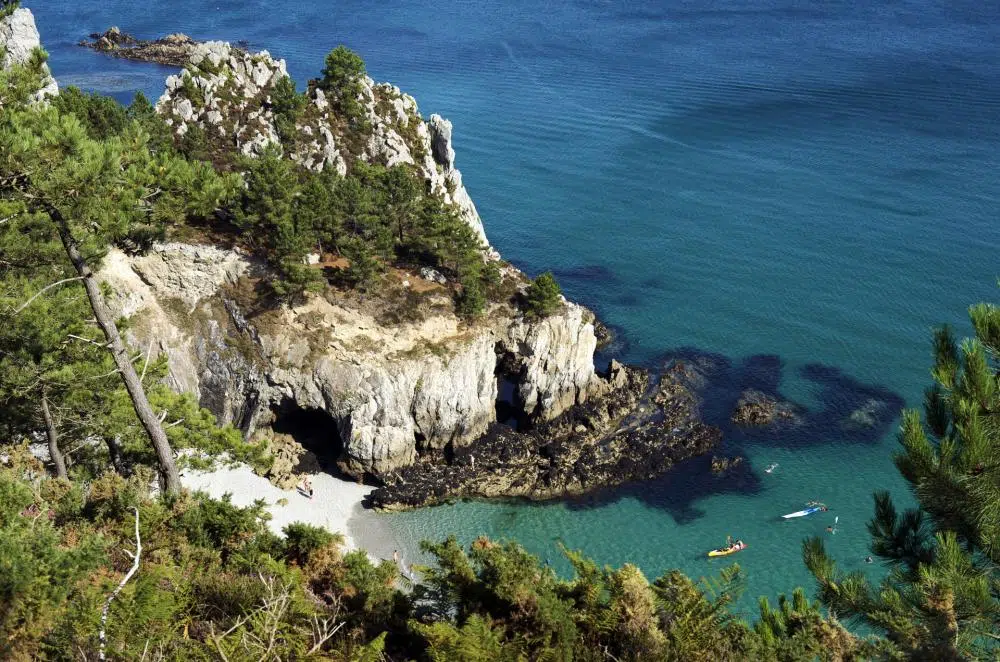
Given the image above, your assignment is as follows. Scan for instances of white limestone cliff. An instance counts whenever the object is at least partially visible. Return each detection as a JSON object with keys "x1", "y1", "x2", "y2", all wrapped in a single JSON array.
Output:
[
  {"x1": 99, "y1": 243, "x2": 599, "y2": 476},
  {"x1": 0, "y1": 7, "x2": 58, "y2": 100}
]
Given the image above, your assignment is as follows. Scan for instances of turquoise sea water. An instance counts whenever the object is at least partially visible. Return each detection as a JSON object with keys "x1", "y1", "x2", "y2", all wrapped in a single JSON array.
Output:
[{"x1": 35, "y1": 0, "x2": 1000, "y2": 615}]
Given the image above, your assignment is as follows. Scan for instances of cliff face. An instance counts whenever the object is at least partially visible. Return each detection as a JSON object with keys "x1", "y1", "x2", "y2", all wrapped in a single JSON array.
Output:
[
  {"x1": 99, "y1": 242, "x2": 598, "y2": 476},
  {"x1": 0, "y1": 7, "x2": 58, "y2": 100}
]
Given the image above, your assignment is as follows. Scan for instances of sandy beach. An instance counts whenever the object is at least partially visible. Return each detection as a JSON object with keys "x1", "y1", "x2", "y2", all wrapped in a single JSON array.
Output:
[{"x1": 182, "y1": 465, "x2": 403, "y2": 562}]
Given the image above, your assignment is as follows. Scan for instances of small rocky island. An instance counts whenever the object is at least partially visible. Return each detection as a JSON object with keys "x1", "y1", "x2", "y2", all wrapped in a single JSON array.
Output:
[
  {"x1": 77, "y1": 28, "x2": 723, "y2": 508},
  {"x1": 80, "y1": 27, "x2": 202, "y2": 66}
]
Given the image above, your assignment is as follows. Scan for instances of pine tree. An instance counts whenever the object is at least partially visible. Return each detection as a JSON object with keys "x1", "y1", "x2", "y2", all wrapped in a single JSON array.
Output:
[
  {"x1": 523, "y1": 272, "x2": 563, "y2": 318},
  {"x1": 235, "y1": 146, "x2": 319, "y2": 295},
  {"x1": 320, "y1": 46, "x2": 367, "y2": 126},
  {"x1": 0, "y1": 274, "x2": 112, "y2": 480},
  {"x1": 0, "y1": 74, "x2": 238, "y2": 492},
  {"x1": 803, "y1": 295, "x2": 1000, "y2": 659}
]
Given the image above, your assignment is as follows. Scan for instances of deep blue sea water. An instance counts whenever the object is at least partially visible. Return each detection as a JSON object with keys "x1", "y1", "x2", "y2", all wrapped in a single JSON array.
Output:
[{"x1": 34, "y1": 0, "x2": 1000, "y2": 615}]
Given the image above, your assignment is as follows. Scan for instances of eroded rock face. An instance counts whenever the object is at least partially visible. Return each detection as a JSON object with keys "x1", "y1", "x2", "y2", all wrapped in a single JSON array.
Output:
[
  {"x1": 501, "y1": 302, "x2": 597, "y2": 420},
  {"x1": 98, "y1": 243, "x2": 599, "y2": 477},
  {"x1": 0, "y1": 8, "x2": 58, "y2": 100}
]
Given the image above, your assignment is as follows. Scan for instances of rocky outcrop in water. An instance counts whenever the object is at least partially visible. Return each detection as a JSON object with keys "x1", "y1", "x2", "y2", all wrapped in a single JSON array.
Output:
[
  {"x1": 730, "y1": 389, "x2": 798, "y2": 426},
  {"x1": 368, "y1": 361, "x2": 721, "y2": 509},
  {"x1": 710, "y1": 455, "x2": 744, "y2": 475},
  {"x1": 0, "y1": 7, "x2": 57, "y2": 100},
  {"x1": 79, "y1": 27, "x2": 198, "y2": 66}
]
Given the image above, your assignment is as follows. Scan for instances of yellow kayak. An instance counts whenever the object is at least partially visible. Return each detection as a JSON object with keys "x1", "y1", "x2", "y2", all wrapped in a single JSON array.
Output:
[{"x1": 707, "y1": 542, "x2": 747, "y2": 557}]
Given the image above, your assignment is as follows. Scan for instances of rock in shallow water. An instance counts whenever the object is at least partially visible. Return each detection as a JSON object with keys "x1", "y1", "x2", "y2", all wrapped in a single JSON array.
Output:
[{"x1": 730, "y1": 389, "x2": 798, "y2": 426}]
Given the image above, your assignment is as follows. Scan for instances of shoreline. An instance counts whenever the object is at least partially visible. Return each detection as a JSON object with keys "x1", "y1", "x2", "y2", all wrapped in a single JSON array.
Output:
[{"x1": 181, "y1": 465, "x2": 406, "y2": 563}]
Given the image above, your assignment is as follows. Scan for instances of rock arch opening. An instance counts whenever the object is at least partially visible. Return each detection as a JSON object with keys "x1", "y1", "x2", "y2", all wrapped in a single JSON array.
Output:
[{"x1": 494, "y1": 344, "x2": 531, "y2": 431}]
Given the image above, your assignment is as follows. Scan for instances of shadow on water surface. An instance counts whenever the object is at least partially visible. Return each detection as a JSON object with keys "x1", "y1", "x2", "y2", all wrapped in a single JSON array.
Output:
[{"x1": 558, "y1": 346, "x2": 905, "y2": 524}]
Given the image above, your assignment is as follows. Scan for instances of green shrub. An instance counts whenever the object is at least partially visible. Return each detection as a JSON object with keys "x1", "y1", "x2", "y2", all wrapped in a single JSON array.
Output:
[
  {"x1": 523, "y1": 272, "x2": 562, "y2": 318},
  {"x1": 0, "y1": 1, "x2": 19, "y2": 19},
  {"x1": 282, "y1": 521, "x2": 336, "y2": 566},
  {"x1": 51, "y1": 86, "x2": 129, "y2": 139},
  {"x1": 179, "y1": 70, "x2": 206, "y2": 108},
  {"x1": 456, "y1": 276, "x2": 486, "y2": 318},
  {"x1": 176, "y1": 493, "x2": 270, "y2": 561}
]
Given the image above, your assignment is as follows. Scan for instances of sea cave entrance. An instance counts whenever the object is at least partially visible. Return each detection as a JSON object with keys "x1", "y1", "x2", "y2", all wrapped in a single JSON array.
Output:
[{"x1": 269, "y1": 399, "x2": 347, "y2": 478}]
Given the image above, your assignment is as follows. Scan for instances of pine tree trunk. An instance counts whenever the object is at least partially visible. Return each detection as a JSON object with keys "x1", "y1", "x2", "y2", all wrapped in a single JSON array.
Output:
[
  {"x1": 52, "y1": 211, "x2": 181, "y2": 493},
  {"x1": 105, "y1": 435, "x2": 126, "y2": 475},
  {"x1": 40, "y1": 394, "x2": 68, "y2": 480}
]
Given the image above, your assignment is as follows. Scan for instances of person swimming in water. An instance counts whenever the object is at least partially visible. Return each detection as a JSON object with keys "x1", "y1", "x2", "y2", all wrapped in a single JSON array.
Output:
[
  {"x1": 865, "y1": 556, "x2": 874, "y2": 564},
  {"x1": 765, "y1": 463, "x2": 779, "y2": 473}
]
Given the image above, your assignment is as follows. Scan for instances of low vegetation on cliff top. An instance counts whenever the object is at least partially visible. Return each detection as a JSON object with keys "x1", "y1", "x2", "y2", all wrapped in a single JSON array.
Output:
[
  {"x1": 3, "y1": 25, "x2": 999, "y2": 661},
  {"x1": 0, "y1": 0, "x2": 19, "y2": 20}
]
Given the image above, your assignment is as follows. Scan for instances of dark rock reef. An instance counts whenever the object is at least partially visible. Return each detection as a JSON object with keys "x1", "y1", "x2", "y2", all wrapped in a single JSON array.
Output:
[
  {"x1": 79, "y1": 27, "x2": 213, "y2": 66},
  {"x1": 367, "y1": 360, "x2": 722, "y2": 510},
  {"x1": 710, "y1": 455, "x2": 744, "y2": 475},
  {"x1": 730, "y1": 388, "x2": 799, "y2": 426}
]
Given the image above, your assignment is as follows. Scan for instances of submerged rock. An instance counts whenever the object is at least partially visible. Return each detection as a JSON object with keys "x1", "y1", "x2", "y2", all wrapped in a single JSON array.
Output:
[
  {"x1": 368, "y1": 362, "x2": 721, "y2": 510},
  {"x1": 843, "y1": 398, "x2": 889, "y2": 430},
  {"x1": 711, "y1": 455, "x2": 744, "y2": 475}
]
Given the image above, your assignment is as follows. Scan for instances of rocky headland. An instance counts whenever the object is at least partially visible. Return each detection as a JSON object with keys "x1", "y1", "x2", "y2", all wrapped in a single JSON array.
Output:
[{"x1": 29, "y1": 24, "x2": 724, "y2": 505}]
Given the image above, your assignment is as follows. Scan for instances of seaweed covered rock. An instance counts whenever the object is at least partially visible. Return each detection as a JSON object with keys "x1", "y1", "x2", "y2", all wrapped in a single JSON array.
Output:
[
  {"x1": 731, "y1": 389, "x2": 798, "y2": 426},
  {"x1": 368, "y1": 361, "x2": 722, "y2": 509}
]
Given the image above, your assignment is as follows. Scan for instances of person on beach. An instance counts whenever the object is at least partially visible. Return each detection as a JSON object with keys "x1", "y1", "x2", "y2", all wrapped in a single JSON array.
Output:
[
  {"x1": 303, "y1": 477, "x2": 313, "y2": 500},
  {"x1": 393, "y1": 549, "x2": 400, "y2": 566}
]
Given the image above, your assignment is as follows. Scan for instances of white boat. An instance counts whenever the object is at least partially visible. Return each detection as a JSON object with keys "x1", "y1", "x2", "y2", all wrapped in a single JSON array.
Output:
[{"x1": 782, "y1": 504, "x2": 826, "y2": 519}]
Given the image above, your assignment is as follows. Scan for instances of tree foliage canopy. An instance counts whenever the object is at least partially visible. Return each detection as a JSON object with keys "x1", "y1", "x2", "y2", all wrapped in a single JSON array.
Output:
[{"x1": 804, "y1": 293, "x2": 1000, "y2": 660}]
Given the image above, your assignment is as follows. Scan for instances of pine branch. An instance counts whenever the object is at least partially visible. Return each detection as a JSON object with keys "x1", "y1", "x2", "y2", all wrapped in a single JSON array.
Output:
[
  {"x1": 98, "y1": 507, "x2": 142, "y2": 661},
  {"x1": 13, "y1": 276, "x2": 85, "y2": 314}
]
